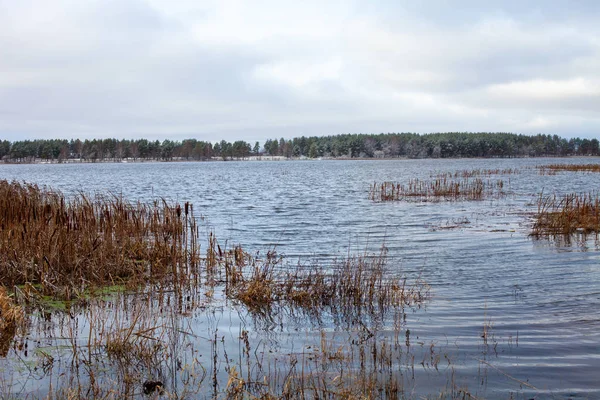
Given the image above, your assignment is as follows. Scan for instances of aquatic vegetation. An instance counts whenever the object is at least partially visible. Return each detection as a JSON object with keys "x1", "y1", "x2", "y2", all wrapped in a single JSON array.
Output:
[
  {"x1": 537, "y1": 163, "x2": 600, "y2": 175},
  {"x1": 228, "y1": 247, "x2": 429, "y2": 315},
  {"x1": 0, "y1": 254, "x2": 434, "y2": 399},
  {"x1": 369, "y1": 177, "x2": 506, "y2": 202},
  {"x1": 429, "y1": 217, "x2": 472, "y2": 231},
  {"x1": 224, "y1": 331, "x2": 415, "y2": 399},
  {"x1": 0, "y1": 179, "x2": 201, "y2": 298},
  {"x1": 433, "y1": 168, "x2": 519, "y2": 179},
  {"x1": 1, "y1": 285, "x2": 472, "y2": 399},
  {"x1": 0, "y1": 180, "x2": 442, "y2": 398},
  {"x1": 531, "y1": 192, "x2": 600, "y2": 237},
  {"x1": 2, "y1": 160, "x2": 596, "y2": 398}
]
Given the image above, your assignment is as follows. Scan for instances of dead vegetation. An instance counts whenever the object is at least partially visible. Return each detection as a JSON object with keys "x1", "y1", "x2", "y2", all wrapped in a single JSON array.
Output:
[
  {"x1": 537, "y1": 163, "x2": 600, "y2": 175},
  {"x1": 0, "y1": 179, "x2": 201, "y2": 298},
  {"x1": 433, "y1": 168, "x2": 519, "y2": 179},
  {"x1": 224, "y1": 332, "x2": 414, "y2": 399},
  {"x1": 0, "y1": 287, "x2": 24, "y2": 357},
  {"x1": 370, "y1": 178, "x2": 506, "y2": 202},
  {"x1": 0, "y1": 180, "x2": 440, "y2": 398},
  {"x1": 227, "y1": 247, "x2": 429, "y2": 316},
  {"x1": 531, "y1": 192, "x2": 600, "y2": 237},
  {"x1": 10, "y1": 286, "x2": 446, "y2": 400}
]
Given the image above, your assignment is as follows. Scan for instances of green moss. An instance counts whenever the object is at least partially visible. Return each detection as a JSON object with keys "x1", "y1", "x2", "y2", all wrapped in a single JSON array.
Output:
[
  {"x1": 39, "y1": 296, "x2": 70, "y2": 311},
  {"x1": 83, "y1": 284, "x2": 127, "y2": 300}
]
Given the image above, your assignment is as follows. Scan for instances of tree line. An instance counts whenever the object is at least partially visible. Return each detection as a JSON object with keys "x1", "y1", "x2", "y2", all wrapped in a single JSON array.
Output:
[{"x1": 0, "y1": 132, "x2": 598, "y2": 163}]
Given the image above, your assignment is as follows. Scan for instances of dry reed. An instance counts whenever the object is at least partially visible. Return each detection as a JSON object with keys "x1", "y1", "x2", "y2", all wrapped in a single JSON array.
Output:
[
  {"x1": 227, "y1": 246, "x2": 429, "y2": 317},
  {"x1": 0, "y1": 287, "x2": 24, "y2": 357},
  {"x1": 222, "y1": 327, "x2": 450, "y2": 399},
  {"x1": 531, "y1": 192, "x2": 600, "y2": 237},
  {"x1": 0, "y1": 180, "x2": 443, "y2": 399},
  {"x1": 537, "y1": 164, "x2": 600, "y2": 175},
  {"x1": 0, "y1": 180, "x2": 200, "y2": 298},
  {"x1": 433, "y1": 168, "x2": 519, "y2": 179},
  {"x1": 370, "y1": 178, "x2": 505, "y2": 202}
]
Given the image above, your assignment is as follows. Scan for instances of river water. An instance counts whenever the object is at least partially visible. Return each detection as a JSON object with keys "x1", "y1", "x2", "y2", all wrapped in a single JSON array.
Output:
[{"x1": 1, "y1": 157, "x2": 599, "y2": 398}]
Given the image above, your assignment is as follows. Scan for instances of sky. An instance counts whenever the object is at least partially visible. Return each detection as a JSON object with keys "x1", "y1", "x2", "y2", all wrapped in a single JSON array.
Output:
[{"x1": 0, "y1": 0, "x2": 599, "y2": 143}]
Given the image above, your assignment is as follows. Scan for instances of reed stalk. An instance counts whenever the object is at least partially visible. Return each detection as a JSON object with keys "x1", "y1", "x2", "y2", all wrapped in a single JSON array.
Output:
[{"x1": 531, "y1": 192, "x2": 600, "y2": 237}]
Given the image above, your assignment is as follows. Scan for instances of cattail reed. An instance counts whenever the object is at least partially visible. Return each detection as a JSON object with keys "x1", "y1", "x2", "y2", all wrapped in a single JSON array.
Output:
[{"x1": 0, "y1": 180, "x2": 201, "y2": 298}]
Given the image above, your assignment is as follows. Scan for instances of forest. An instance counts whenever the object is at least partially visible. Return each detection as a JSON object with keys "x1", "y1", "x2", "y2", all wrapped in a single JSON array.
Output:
[{"x1": 0, "y1": 132, "x2": 598, "y2": 163}]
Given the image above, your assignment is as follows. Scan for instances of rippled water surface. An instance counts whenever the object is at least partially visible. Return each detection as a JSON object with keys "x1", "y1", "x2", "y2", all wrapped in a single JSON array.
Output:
[{"x1": 1, "y1": 158, "x2": 600, "y2": 398}]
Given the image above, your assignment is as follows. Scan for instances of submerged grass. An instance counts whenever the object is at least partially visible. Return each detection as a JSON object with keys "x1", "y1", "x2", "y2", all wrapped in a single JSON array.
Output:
[
  {"x1": 531, "y1": 192, "x2": 600, "y2": 237},
  {"x1": 224, "y1": 332, "x2": 420, "y2": 399},
  {"x1": 370, "y1": 178, "x2": 505, "y2": 202}
]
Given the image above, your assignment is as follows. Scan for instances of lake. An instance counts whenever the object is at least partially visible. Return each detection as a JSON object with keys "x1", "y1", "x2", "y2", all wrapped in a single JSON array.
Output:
[{"x1": 0, "y1": 157, "x2": 599, "y2": 399}]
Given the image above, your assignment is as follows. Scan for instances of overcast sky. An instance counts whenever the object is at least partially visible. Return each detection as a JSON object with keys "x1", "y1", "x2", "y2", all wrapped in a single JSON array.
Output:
[{"x1": 1, "y1": 0, "x2": 599, "y2": 143}]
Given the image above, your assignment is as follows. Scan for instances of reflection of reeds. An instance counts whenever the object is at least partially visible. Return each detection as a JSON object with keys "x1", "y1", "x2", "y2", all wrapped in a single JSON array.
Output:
[
  {"x1": 0, "y1": 180, "x2": 200, "y2": 298},
  {"x1": 537, "y1": 164, "x2": 600, "y2": 175},
  {"x1": 227, "y1": 336, "x2": 406, "y2": 398},
  {"x1": 223, "y1": 327, "x2": 448, "y2": 399},
  {"x1": 22, "y1": 286, "x2": 443, "y2": 400},
  {"x1": 370, "y1": 178, "x2": 505, "y2": 202},
  {"x1": 5, "y1": 266, "x2": 434, "y2": 399},
  {"x1": 531, "y1": 192, "x2": 600, "y2": 237},
  {"x1": 39, "y1": 292, "x2": 207, "y2": 399}
]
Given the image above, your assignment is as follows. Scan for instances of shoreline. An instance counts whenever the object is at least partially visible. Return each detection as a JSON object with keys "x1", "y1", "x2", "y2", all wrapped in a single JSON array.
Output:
[{"x1": 0, "y1": 154, "x2": 594, "y2": 165}]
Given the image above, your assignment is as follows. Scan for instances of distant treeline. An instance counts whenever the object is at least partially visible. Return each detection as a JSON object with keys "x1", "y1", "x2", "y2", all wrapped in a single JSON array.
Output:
[{"x1": 0, "y1": 132, "x2": 598, "y2": 163}]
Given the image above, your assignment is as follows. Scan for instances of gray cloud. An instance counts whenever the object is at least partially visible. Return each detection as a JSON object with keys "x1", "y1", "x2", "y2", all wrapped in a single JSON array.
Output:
[{"x1": 1, "y1": 0, "x2": 599, "y2": 142}]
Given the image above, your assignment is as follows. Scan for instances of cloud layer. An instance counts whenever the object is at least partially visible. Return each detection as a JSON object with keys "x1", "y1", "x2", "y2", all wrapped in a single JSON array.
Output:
[{"x1": 1, "y1": 0, "x2": 599, "y2": 141}]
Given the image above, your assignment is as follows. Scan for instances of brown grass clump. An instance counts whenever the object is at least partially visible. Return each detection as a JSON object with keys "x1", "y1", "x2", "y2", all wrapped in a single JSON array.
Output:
[
  {"x1": 531, "y1": 192, "x2": 600, "y2": 237},
  {"x1": 434, "y1": 168, "x2": 519, "y2": 179},
  {"x1": 225, "y1": 250, "x2": 283, "y2": 310},
  {"x1": 370, "y1": 178, "x2": 505, "y2": 202},
  {"x1": 537, "y1": 163, "x2": 600, "y2": 175},
  {"x1": 0, "y1": 287, "x2": 24, "y2": 357},
  {"x1": 227, "y1": 247, "x2": 429, "y2": 315},
  {"x1": 0, "y1": 180, "x2": 200, "y2": 298}
]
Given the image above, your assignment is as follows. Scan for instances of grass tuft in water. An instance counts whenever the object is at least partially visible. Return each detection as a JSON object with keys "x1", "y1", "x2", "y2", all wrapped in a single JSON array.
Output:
[
  {"x1": 225, "y1": 246, "x2": 429, "y2": 316},
  {"x1": 369, "y1": 178, "x2": 505, "y2": 202},
  {"x1": 531, "y1": 192, "x2": 600, "y2": 237},
  {"x1": 537, "y1": 163, "x2": 600, "y2": 175},
  {"x1": 433, "y1": 168, "x2": 519, "y2": 179}
]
